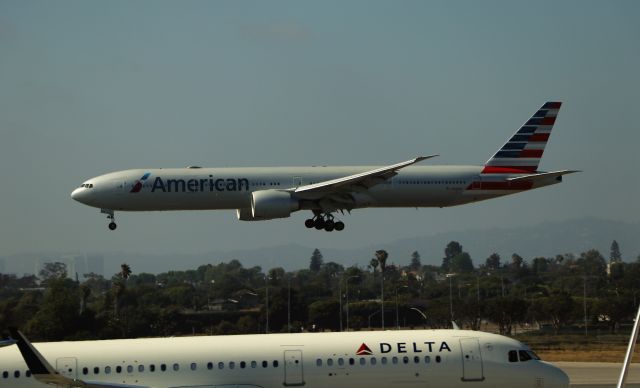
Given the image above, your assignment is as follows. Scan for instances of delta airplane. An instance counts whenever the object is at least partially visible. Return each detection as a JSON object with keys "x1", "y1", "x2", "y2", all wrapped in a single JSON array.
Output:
[
  {"x1": 71, "y1": 102, "x2": 578, "y2": 231},
  {"x1": 0, "y1": 328, "x2": 569, "y2": 388}
]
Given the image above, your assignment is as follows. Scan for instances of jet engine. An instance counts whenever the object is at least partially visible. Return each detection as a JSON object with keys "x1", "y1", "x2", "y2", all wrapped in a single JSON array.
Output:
[{"x1": 237, "y1": 190, "x2": 299, "y2": 221}]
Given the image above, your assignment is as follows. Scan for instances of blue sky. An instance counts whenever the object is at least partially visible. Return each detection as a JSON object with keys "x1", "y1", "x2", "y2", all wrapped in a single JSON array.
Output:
[{"x1": 0, "y1": 1, "x2": 638, "y2": 256}]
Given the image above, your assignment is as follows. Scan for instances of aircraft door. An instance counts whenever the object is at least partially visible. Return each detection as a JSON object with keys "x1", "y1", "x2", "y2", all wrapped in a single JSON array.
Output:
[
  {"x1": 56, "y1": 357, "x2": 78, "y2": 381},
  {"x1": 459, "y1": 338, "x2": 484, "y2": 381},
  {"x1": 283, "y1": 349, "x2": 305, "y2": 386}
]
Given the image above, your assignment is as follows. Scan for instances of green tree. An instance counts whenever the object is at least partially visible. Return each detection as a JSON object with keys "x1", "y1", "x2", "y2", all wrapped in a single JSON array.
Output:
[
  {"x1": 442, "y1": 241, "x2": 463, "y2": 271},
  {"x1": 409, "y1": 251, "x2": 421, "y2": 271},
  {"x1": 26, "y1": 278, "x2": 80, "y2": 340},
  {"x1": 485, "y1": 253, "x2": 501, "y2": 270},
  {"x1": 450, "y1": 252, "x2": 474, "y2": 273},
  {"x1": 309, "y1": 249, "x2": 324, "y2": 273},
  {"x1": 39, "y1": 262, "x2": 67, "y2": 285},
  {"x1": 610, "y1": 240, "x2": 622, "y2": 263}
]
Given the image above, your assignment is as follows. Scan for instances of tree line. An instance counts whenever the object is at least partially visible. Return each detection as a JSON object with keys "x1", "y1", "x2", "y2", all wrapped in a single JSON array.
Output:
[{"x1": 1, "y1": 240, "x2": 639, "y2": 341}]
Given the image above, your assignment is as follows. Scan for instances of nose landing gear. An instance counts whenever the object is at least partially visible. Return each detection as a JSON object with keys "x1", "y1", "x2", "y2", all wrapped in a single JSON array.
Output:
[
  {"x1": 101, "y1": 209, "x2": 117, "y2": 231},
  {"x1": 304, "y1": 213, "x2": 345, "y2": 232}
]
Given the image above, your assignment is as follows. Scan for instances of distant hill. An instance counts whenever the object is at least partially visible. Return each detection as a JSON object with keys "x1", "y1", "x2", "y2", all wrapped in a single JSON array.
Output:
[{"x1": 2, "y1": 218, "x2": 639, "y2": 276}]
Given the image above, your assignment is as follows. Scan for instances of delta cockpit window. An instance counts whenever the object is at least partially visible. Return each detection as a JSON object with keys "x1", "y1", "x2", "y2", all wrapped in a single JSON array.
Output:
[{"x1": 509, "y1": 349, "x2": 541, "y2": 362}]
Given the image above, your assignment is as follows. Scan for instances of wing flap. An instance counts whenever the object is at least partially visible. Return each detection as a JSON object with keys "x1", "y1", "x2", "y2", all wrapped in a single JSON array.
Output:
[{"x1": 295, "y1": 155, "x2": 436, "y2": 195}]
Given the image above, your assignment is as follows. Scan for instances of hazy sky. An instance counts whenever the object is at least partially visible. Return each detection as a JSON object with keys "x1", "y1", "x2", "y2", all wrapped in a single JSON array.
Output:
[{"x1": 1, "y1": 1, "x2": 638, "y2": 257}]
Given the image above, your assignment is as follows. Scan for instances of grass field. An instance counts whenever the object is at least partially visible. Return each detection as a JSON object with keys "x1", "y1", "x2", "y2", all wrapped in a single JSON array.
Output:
[{"x1": 516, "y1": 333, "x2": 640, "y2": 362}]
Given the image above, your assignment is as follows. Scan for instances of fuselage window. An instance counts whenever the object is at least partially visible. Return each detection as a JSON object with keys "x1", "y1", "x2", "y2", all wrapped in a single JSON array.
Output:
[
  {"x1": 93, "y1": 367, "x2": 99, "y2": 374},
  {"x1": 338, "y1": 358, "x2": 344, "y2": 366},
  {"x1": 82, "y1": 367, "x2": 88, "y2": 375},
  {"x1": 262, "y1": 361, "x2": 268, "y2": 368},
  {"x1": 138, "y1": 365, "x2": 144, "y2": 372},
  {"x1": 403, "y1": 356, "x2": 409, "y2": 364},
  {"x1": 392, "y1": 357, "x2": 399, "y2": 365},
  {"x1": 218, "y1": 362, "x2": 224, "y2": 369},
  {"x1": 508, "y1": 350, "x2": 518, "y2": 362},
  {"x1": 327, "y1": 359, "x2": 333, "y2": 366},
  {"x1": 14, "y1": 371, "x2": 19, "y2": 378},
  {"x1": 26, "y1": 370, "x2": 31, "y2": 377},
  {"x1": 273, "y1": 360, "x2": 279, "y2": 368},
  {"x1": 172, "y1": 363, "x2": 179, "y2": 371},
  {"x1": 190, "y1": 363, "x2": 197, "y2": 370},
  {"x1": 316, "y1": 359, "x2": 322, "y2": 367},
  {"x1": 519, "y1": 350, "x2": 533, "y2": 362},
  {"x1": 251, "y1": 361, "x2": 257, "y2": 368},
  {"x1": 229, "y1": 362, "x2": 235, "y2": 370},
  {"x1": 359, "y1": 358, "x2": 366, "y2": 366},
  {"x1": 381, "y1": 357, "x2": 388, "y2": 365},
  {"x1": 161, "y1": 364, "x2": 167, "y2": 372},
  {"x1": 424, "y1": 356, "x2": 431, "y2": 363},
  {"x1": 414, "y1": 356, "x2": 420, "y2": 364},
  {"x1": 2, "y1": 371, "x2": 7, "y2": 378},
  {"x1": 116, "y1": 366, "x2": 122, "y2": 374},
  {"x1": 207, "y1": 362, "x2": 213, "y2": 370},
  {"x1": 435, "y1": 356, "x2": 442, "y2": 363},
  {"x1": 105, "y1": 366, "x2": 112, "y2": 374},
  {"x1": 240, "y1": 361, "x2": 246, "y2": 369},
  {"x1": 349, "y1": 358, "x2": 354, "y2": 365},
  {"x1": 371, "y1": 357, "x2": 377, "y2": 365},
  {"x1": 150, "y1": 364, "x2": 155, "y2": 372},
  {"x1": 127, "y1": 365, "x2": 133, "y2": 373}
]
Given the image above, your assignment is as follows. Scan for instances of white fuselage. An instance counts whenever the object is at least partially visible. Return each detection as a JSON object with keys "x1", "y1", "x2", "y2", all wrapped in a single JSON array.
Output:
[
  {"x1": 71, "y1": 165, "x2": 559, "y2": 213},
  {"x1": 0, "y1": 330, "x2": 569, "y2": 388}
]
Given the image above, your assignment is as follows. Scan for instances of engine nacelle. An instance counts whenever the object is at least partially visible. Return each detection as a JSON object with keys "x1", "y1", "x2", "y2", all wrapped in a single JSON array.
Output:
[{"x1": 237, "y1": 190, "x2": 299, "y2": 221}]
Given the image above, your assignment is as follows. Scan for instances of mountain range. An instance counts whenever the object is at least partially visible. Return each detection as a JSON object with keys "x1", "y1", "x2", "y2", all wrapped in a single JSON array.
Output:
[{"x1": 2, "y1": 218, "x2": 638, "y2": 276}]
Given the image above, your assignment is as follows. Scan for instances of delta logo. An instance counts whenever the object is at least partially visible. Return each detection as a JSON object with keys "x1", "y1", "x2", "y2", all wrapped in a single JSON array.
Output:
[
  {"x1": 356, "y1": 343, "x2": 373, "y2": 356},
  {"x1": 130, "y1": 173, "x2": 151, "y2": 193}
]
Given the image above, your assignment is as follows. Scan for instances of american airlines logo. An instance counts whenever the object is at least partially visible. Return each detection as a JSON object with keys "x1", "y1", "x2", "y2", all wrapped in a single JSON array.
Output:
[
  {"x1": 130, "y1": 174, "x2": 250, "y2": 193},
  {"x1": 130, "y1": 173, "x2": 151, "y2": 193},
  {"x1": 356, "y1": 341, "x2": 452, "y2": 355}
]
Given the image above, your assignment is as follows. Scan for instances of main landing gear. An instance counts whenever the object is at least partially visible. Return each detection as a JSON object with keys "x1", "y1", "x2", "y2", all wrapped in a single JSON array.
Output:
[
  {"x1": 101, "y1": 209, "x2": 117, "y2": 231},
  {"x1": 304, "y1": 213, "x2": 345, "y2": 232}
]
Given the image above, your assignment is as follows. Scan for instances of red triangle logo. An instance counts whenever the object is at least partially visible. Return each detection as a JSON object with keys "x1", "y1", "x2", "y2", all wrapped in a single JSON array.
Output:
[{"x1": 356, "y1": 343, "x2": 373, "y2": 356}]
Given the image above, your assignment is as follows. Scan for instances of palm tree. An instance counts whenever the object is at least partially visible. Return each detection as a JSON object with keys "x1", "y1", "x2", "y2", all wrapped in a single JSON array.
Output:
[{"x1": 375, "y1": 250, "x2": 389, "y2": 329}]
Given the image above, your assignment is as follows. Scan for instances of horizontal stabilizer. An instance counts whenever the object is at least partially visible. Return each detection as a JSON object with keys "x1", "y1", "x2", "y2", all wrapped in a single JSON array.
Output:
[{"x1": 506, "y1": 170, "x2": 580, "y2": 182}]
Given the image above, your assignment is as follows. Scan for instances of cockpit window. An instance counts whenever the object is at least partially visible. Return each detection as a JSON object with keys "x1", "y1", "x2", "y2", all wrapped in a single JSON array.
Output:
[
  {"x1": 80, "y1": 183, "x2": 94, "y2": 188},
  {"x1": 508, "y1": 350, "x2": 518, "y2": 362},
  {"x1": 519, "y1": 350, "x2": 532, "y2": 361}
]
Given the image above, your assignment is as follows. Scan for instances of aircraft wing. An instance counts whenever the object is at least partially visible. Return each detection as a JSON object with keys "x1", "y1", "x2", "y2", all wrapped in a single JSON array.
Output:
[
  {"x1": 8, "y1": 328, "x2": 151, "y2": 388},
  {"x1": 506, "y1": 169, "x2": 580, "y2": 182},
  {"x1": 294, "y1": 156, "x2": 436, "y2": 197}
]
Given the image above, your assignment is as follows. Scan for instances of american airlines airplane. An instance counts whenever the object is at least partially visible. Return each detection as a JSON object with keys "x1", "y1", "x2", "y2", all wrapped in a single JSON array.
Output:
[
  {"x1": 1, "y1": 328, "x2": 569, "y2": 388},
  {"x1": 71, "y1": 102, "x2": 577, "y2": 231}
]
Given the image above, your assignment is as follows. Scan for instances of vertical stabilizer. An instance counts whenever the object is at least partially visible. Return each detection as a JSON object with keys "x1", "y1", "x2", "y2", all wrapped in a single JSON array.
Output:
[{"x1": 483, "y1": 101, "x2": 561, "y2": 173}]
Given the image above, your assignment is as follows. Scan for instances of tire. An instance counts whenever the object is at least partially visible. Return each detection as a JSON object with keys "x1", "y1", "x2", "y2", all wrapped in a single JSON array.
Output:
[
  {"x1": 108, "y1": 222, "x2": 117, "y2": 230},
  {"x1": 305, "y1": 219, "x2": 315, "y2": 228},
  {"x1": 334, "y1": 221, "x2": 345, "y2": 231}
]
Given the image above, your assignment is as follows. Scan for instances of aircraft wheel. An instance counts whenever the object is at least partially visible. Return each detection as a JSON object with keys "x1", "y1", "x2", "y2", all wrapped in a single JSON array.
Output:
[
  {"x1": 305, "y1": 219, "x2": 315, "y2": 228},
  {"x1": 314, "y1": 218, "x2": 325, "y2": 230},
  {"x1": 324, "y1": 220, "x2": 335, "y2": 232},
  {"x1": 108, "y1": 222, "x2": 117, "y2": 231},
  {"x1": 334, "y1": 221, "x2": 345, "y2": 231}
]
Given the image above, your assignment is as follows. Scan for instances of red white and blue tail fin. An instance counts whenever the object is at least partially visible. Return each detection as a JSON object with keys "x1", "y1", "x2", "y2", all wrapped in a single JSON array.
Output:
[{"x1": 483, "y1": 101, "x2": 561, "y2": 173}]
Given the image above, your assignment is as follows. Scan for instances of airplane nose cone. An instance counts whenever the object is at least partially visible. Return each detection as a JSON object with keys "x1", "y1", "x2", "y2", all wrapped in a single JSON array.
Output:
[
  {"x1": 545, "y1": 363, "x2": 570, "y2": 388},
  {"x1": 71, "y1": 188, "x2": 86, "y2": 203}
]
